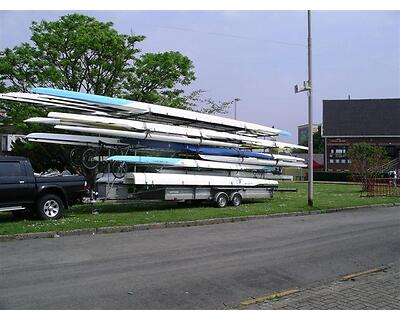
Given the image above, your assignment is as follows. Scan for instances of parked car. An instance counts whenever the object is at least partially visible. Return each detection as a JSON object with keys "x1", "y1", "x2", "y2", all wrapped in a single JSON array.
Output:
[{"x1": 0, "y1": 156, "x2": 87, "y2": 220}]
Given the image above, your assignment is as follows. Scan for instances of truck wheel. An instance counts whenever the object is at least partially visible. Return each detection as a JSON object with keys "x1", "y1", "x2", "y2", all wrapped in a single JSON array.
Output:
[
  {"x1": 37, "y1": 194, "x2": 64, "y2": 220},
  {"x1": 215, "y1": 192, "x2": 229, "y2": 208},
  {"x1": 230, "y1": 192, "x2": 242, "y2": 207}
]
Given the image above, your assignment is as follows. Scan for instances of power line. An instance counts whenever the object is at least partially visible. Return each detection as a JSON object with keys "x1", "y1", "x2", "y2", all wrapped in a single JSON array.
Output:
[{"x1": 154, "y1": 25, "x2": 307, "y2": 48}]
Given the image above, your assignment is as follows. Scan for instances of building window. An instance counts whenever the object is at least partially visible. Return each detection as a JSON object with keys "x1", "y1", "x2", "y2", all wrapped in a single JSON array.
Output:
[
  {"x1": 1, "y1": 135, "x2": 7, "y2": 152},
  {"x1": 327, "y1": 146, "x2": 350, "y2": 166}
]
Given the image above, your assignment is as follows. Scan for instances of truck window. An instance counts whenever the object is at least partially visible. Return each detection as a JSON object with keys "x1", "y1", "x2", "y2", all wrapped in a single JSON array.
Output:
[{"x1": 0, "y1": 161, "x2": 22, "y2": 177}]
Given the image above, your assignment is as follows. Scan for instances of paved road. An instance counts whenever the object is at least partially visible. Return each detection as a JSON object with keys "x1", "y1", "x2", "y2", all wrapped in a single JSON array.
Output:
[{"x1": 0, "y1": 207, "x2": 399, "y2": 309}]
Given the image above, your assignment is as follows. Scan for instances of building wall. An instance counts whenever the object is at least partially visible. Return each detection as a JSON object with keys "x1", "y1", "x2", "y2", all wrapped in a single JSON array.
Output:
[
  {"x1": 325, "y1": 137, "x2": 400, "y2": 171},
  {"x1": 0, "y1": 134, "x2": 25, "y2": 153}
]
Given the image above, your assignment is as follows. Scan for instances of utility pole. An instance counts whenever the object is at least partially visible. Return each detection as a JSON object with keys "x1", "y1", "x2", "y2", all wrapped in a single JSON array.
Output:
[
  {"x1": 294, "y1": 10, "x2": 313, "y2": 207},
  {"x1": 234, "y1": 98, "x2": 240, "y2": 120},
  {"x1": 307, "y1": 10, "x2": 313, "y2": 207}
]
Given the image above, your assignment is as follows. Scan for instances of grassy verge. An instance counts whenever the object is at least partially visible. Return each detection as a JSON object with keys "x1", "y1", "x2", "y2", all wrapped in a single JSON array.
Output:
[{"x1": 0, "y1": 182, "x2": 399, "y2": 236}]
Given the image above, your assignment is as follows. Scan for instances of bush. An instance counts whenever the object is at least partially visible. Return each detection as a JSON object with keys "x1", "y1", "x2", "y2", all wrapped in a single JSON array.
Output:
[{"x1": 313, "y1": 171, "x2": 352, "y2": 182}]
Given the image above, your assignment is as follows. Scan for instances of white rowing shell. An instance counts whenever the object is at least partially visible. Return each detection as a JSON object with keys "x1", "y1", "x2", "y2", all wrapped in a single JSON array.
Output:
[
  {"x1": 124, "y1": 172, "x2": 278, "y2": 187},
  {"x1": 26, "y1": 133, "x2": 126, "y2": 147},
  {"x1": 199, "y1": 155, "x2": 307, "y2": 168},
  {"x1": 54, "y1": 125, "x2": 240, "y2": 148},
  {"x1": 107, "y1": 155, "x2": 276, "y2": 171},
  {"x1": 26, "y1": 112, "x2": 308, "y2": 150}
]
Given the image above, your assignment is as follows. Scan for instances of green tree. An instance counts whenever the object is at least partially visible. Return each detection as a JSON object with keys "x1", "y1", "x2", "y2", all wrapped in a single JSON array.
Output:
[
  {"x1": 347, "y1": 143, "x2": 390, "y2": 190},
  {"x1": 0, "y1": 13, "x2": 232, "y2": 172},
  {"x1": 297, "y1": 125, "x2": 325, "y2": 154},
  {"x1": 0, "y1": 14, "x2": 145, "y2": 95},
  {"x1": 313, "y1": 126, "x2": 325, "y2": 154},
  {"x1": 123, "y1": 51, "x2": 196, "y2": 108}
]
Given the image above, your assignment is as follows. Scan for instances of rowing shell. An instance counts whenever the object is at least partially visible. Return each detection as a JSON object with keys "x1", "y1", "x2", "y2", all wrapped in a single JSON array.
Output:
[
  {"x1": 53, "y1": 125, "x2": 240, "y2": 148},
  {"x1": 25, "y1": 112, "x2": 307, "y2": 150},
  {"x1": 26, "y1": 133, "x2": 127, "y2": 147},
  {"x1": 28, "y1": 87, "x2": 290, "y2": 137},
  {"x1": 107, "y1": 155, "x2": 277, "y2": 171},
  {"x1": 124, "y1": 172, "x2": 278, "y2": 187},
  {"x1": 199, "y1": 155, "x2": 307, "y2": 168}
]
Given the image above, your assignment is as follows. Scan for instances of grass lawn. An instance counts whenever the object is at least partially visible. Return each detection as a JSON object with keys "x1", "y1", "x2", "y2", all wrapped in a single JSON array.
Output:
[{"x1": 0, "y1": 182, "x2": 399, "y2": 236}]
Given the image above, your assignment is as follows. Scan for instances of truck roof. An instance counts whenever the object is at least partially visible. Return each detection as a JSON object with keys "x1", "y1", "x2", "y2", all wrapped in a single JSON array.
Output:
[{"x1": 0, "y1": 156, "x2": 28, "y2": 161}]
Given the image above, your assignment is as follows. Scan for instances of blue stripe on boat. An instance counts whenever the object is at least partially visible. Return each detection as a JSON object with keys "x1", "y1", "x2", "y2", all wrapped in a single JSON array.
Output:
[
  {"x1": 121, "y1": 139, "x2": 275, "y2": 160},
  {"x1": 32, "y1": 87, "x2": 133, "y2": 106},
  {"x1": 108, "y1": 156, "x2": 181, "y2": 165}
]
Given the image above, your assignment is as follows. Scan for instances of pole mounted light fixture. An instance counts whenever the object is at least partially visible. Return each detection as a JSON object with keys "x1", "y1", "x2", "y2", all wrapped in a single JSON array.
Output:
[{"x1": 294, "y1": 10, "x2": 313, "y2": 207}]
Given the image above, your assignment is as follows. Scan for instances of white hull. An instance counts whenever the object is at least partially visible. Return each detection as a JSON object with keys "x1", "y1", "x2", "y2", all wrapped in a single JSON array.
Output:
[
  {"x1": 199, "y1": 155, "x2": 307, "y2": 168},
  {"x1": 124, "y1": 172, "x2": 278, "y2": 187},
  {"x1": 26, "y1": 113, "x2": 308, "y2": 150},
  {"x1": 26, "y1": 133, "x2": 126, "y2": 146},
  {"x1": 108, "y1": 155, "x2": 275, "y2": 171},
  {"x1": 31, "y1": 88, "x2": 286, "y2": 136},
  {"x1": 2, "y1": 89, "x2": 295, "y2": 138},
  {"x1": 54, "y1": 125, "x2": 240, "y2": 148},
  {"x1": 159, "y1": 168, "x2": 293, "y2": 180}
]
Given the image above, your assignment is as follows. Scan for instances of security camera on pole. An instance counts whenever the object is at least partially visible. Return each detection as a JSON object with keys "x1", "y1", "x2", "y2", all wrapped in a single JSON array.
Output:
[{"x1": 294, "y1": 10, "x2": 313, "y2": 207}]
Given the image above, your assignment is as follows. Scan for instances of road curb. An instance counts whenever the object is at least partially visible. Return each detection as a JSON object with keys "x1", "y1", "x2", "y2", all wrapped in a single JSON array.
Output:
[
  {"x1": 240, "y1": 288, "x2": 300, "y2": 306},
  {"x1": 340, "y1": 266, "x2": 387, "y2": 281},
  {"x1": 0, "y1": 202, "x2": 399, "y2": 242}
]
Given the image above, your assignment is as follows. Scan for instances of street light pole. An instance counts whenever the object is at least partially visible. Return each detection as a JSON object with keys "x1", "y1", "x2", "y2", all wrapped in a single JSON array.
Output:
[
  {"x1": 294, "y1": 10, "x2": 313, "y2": 207},
  {"x1": 307, "y1": 10, "x2": 313, "y2": 207}
]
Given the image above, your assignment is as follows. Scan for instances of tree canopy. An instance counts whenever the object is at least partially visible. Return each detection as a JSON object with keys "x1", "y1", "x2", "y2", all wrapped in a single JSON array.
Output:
[
  {"x1": 347, "y1": 143, "x2": 390, "y2": 190},
  {"x1": 0, "y1": 13, "x2": 231, "y2": 111},
  {"x1": 297, "y1": 125, "x2": 325, "y2": 154},
  {"x1": 0, "y1": 14, "x2": 144, "y2": 95},
  {"x1": 0, "y1": 13, "x2": 233, "y2": 172}
]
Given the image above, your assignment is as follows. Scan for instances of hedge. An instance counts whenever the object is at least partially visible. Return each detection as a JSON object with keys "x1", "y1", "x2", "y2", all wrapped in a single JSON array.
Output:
[{"x1": 313, "y1": 171, "x2": 352, "y2": 182}]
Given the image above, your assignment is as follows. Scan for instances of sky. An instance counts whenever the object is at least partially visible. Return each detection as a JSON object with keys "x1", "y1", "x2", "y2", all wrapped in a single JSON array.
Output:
[{"x1": 0, "y1": 10, "x2": 399, "y2": 143}]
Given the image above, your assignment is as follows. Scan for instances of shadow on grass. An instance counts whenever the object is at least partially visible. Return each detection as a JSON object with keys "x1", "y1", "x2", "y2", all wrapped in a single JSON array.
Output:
[
  {"x1": 69, "y1": 199, "x2": 267, "y2": 214},
  {"x1": 0, "y1": 199, "x2": 268, "y2": 222}
]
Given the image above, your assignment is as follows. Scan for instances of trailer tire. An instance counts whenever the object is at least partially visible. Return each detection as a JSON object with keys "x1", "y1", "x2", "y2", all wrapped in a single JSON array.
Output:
[
  {"x1": 36, "y1": 194, "x2": 64, "y2": 220},
  {"x1": 214, "y1": 192, "x2": 229, "y2": 208},
  {"x1": 230, "y1": 192, "x2": 242, "y2": 207}
]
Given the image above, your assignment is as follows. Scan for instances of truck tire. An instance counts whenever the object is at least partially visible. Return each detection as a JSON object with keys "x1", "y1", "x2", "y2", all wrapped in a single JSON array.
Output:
[
  {"x1": 36, "y1": 194, "x2": 64, "y2": 220},
  {"x1": 214, "y1": 192, "x2": 229, "y2": 208},
  {"x1": 230, "y1": 192, "x2": 242, "y2": 207}
]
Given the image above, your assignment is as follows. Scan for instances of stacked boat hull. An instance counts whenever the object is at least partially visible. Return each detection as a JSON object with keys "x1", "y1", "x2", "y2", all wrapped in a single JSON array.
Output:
[{"x1": 0, "y1": 88, "x2": 307, "y2": 188}]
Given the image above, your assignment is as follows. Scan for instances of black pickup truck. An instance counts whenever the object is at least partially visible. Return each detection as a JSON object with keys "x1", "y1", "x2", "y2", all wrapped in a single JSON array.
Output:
[{"x1": 0, "y1": 156, "x2": 87, "y2": 220}]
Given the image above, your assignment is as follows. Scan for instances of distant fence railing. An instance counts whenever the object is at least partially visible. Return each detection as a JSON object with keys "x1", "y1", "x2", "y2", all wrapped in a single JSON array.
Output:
[{"x1": 364, "y1": 178, "x2": 400, "y2": 197}]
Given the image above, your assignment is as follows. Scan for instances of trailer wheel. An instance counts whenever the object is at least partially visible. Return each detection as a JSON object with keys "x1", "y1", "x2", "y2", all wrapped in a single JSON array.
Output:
[
  {"x1": 230, "y1": 192, "x2": 242, "y2": 207},
  {"x1": 214, "y1": 192, "x2": 229, "y2": 208}
]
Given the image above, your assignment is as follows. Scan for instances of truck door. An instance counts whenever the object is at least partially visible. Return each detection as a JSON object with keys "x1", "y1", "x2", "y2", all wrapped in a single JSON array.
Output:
[{"x1": 0, "y1": 160, "x2": 32, "y2": 207}]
